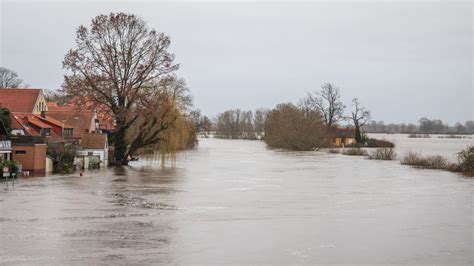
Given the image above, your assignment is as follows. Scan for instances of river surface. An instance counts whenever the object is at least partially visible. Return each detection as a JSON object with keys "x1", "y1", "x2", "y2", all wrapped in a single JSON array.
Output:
[{"x1": 1, "y1": 138, "x2": 473, "y2": 264}]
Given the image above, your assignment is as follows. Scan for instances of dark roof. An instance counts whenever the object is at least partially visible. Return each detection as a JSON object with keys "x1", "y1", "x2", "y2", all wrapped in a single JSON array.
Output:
[
  {"x1": 330, "y1": 127, "x2": 356, "y2": 138},
  {"x1": 0, "y1": 88, "x2": 41, "y2": 113}
]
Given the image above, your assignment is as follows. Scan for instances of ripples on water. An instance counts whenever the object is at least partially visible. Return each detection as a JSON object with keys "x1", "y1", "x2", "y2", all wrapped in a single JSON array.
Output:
[{"x1": 0, "y1": 138, "x2": 472, "y2": 264}]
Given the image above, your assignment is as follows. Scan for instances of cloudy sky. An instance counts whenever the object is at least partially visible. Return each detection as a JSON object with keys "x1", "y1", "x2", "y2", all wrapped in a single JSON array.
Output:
[{"x1": 0, "y1": 0, "x2": 472, "y2": 124}]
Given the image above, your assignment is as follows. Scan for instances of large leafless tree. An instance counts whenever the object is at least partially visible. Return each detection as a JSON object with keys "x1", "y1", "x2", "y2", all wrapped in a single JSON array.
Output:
[
  {"x1": 0, "y1": 67, "x2": 26, "y2": 88},
  {"x1": 63, "y1": 13, "x2": 179, "y2": 165},
  {"x1": 349, "y1": 98, "x2": 371, "y2": 143},
  {"x1": 306, "y1": 83, "x2": 345, "y2": 128}
]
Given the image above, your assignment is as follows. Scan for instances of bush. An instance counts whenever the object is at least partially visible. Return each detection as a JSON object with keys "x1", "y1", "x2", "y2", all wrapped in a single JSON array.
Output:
[
  {"x1": 366, "y1": 138, "x2": 395, "y2": 148},
  {"x1": 400, "y1": 152, "x2": 447, "y2": 169},
  {"x1": 348, "y1": 138, "x2": 395, "y2": 148},
  {"x1": 368, "y1": 148, "x2": 396, "y2": 160},
  {"x1": 408, "y1": 134, "x2": 430, "y2": 138},
  {"x1": 326, "y1": 149, "x2": 340, "y2": 154},
  {"x1": 0, "y1": 160, "x2": 19, "y2": 175},
  {"x1": 456, "y1": 146, "x2": 474, "y2": 176},
  {"x1": 343, "y1": 148, "x2": 367, "y2": 156}
]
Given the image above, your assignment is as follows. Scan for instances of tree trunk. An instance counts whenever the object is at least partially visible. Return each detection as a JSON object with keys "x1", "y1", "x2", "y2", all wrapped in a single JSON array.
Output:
[
  {"x1": 355, "y1": 124, "x2": 362, "y2": 143},
  {"x1": 114, "y1": 125, "x2": 128, "y2": 165}
]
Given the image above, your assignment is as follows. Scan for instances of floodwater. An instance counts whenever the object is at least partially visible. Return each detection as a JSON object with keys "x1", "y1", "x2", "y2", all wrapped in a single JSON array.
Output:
[
  {"x1": 369, "y1": 133, "x2": 473, "y2": 161},
  {"x1": 1, "y1": 138, "x2": 473, "y2": 264}
]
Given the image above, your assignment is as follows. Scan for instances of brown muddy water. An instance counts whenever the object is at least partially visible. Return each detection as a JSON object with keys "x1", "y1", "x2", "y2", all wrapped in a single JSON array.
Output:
[{"x1": 1, "y1": 138, "x2": 473, "y2": 264}]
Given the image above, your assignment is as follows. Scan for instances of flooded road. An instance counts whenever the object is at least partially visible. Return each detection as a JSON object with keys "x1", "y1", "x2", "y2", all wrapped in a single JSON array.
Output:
[{"x1": 1, "y1": 138, "x2": 473, "y2": 264}]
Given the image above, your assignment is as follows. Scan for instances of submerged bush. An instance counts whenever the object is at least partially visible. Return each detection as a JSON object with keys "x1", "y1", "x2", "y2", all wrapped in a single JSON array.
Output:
[
  {"x1": 343, "y1": 148, "x2": 367, "y2": 156},
  {"x1": 456, "y1": 146, "x2": 474, "y2": 176},
  {"x1": 365, "y1": 138, "x2": 395, "y2": 148},
  {"x1": 326, "y1": 149, "x2": 340, "y2": 154},
  {"x1": 400, "y1": 152, "x2": 447, "y2": 169},
  {"x1": 408, "y1": 134, "x2": 431, "y2": 138},
  {"x1": 368, "y1": 148, "x2": 396, "y2": 160},
  {"x1": 347, "y1": 138, "x2": 395, "y2": 148}
]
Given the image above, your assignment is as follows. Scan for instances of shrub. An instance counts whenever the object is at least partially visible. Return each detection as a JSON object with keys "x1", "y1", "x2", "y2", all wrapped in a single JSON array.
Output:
[
  {"x1": 400, "y1": 152, "x2": 447, "y2": 169},
  {"x1": 408, "y1": 134, "x2": 430, "y2": 138},
  {"x1": 326, "y1": 149, "x2": 340, "y2": 154},
  {"x1": 368, "y1": 148, "x2": 396, "y2": 160},
  {"x1": 343, "y1": 148, "x2": 368, "y2": 156},
  {"x1": 365, "y1": 138, "x2": 395, "y2": 148},
  {"x1": 456, "y1": 146, "x2": 474, "y2": 176},
  {"x1": 0, "y1": 160, "x2": 19, "y2": 175}
]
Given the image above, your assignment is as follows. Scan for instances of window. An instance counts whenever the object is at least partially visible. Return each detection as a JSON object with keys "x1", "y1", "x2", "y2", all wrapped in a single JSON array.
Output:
[
  {"x1": 41, "y1": 128, "x2": 51, "y2": 136},
  {"x1": 15, "y1": 150, "x2": 27, "y2": 155},
  {"x1": 63, "y1": 128, "x2": 73, "y2": 137}
]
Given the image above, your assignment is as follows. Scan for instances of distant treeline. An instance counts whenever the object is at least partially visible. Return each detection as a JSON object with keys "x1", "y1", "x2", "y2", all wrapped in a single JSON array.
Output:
[
  {"x1": 214, "y1": 109, "x2": 268, "y2": 139},
  {"x1": 364, "y1": 118, "x2": 474, "y2": 135}
]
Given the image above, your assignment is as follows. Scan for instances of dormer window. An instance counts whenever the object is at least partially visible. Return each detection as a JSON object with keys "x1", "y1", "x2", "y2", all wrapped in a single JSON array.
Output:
[{"x1": 41, "y1": 128, "x2": 51, "y2": 137}]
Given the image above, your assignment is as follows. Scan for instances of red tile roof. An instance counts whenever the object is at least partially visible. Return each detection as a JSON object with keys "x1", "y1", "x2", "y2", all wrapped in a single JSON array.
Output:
[
  {"x1": 46, "y1": 110, "x2": 95, "y2": 138},
  {"x1": 0, "y1": 88, "x2": 41, "y2": 113},
  {"x1": 49, "y1": 98, "x2": 115, "y2": 131},
  {"x1": 81, "y1": 133, "x2": 107, "y2": 149},
  {"x1": 37, "y1": 115, "x2": 73, "y2": 129},
  {"x1": 11, "y1": 114, "x2": 42, "y2": 136}
]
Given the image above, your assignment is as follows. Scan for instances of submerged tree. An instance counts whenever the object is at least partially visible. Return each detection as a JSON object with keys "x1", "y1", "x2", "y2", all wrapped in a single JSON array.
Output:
[
  {"x1": 0, "y1": 67, "x2": 27, "y2": 88},
  {"x1": 305, "y1": 83, "x2": 345, "y2": 128},
  {"x1": 264, "y1": 103, "x2": 326, "y2": 150},
  {"x1": 349, "y1": 98, "x2": 371, "y2": 143},
  {"x1": 63, "y1": 13, "x2": 179, "y2": 165}
]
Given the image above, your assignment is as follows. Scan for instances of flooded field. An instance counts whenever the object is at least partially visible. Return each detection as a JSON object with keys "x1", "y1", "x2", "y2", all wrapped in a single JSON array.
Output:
[
  {"x1": 1, "y1": 138, "x2": 473, "y2": 264},
  {"x1": 369, "y1": 133, "x2": 473, "y2": 161}
]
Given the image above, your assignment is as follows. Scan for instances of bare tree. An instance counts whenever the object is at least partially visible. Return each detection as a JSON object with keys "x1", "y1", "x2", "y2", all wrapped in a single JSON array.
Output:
[
  {"x1": 306, "y1": 83, "x2": 345, "y2": 128},
  {"x1": 62, "y1": 13, "x2": 179, "y2": 165},
  {"x1": 0, "y1": 67, "x2": 27, "y2": 88},
  {"x1": 349, "y1": 98, "x2": 371, "y2": 143}
]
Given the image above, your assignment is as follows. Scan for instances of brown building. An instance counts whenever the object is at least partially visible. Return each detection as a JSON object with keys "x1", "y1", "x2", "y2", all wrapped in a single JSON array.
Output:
[
  {"x1": 330, "y1": 127, "x2": 356, "y2": 146},
  {"x1": 10, "y1": 136, "x2": 47, "y2": 175}
]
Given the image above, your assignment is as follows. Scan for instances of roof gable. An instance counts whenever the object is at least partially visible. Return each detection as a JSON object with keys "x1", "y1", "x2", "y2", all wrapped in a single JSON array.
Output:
[{"x1": 0, "y1": 88, "x2": 41, "y2": 113}]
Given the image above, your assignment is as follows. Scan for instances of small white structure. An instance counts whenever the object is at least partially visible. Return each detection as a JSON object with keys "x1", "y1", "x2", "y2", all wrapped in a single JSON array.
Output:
[
  {"x1": 0, "y1": 140, "x2": 12, "y2": 161},
  {"x1": 76, "y1": 133, "x2": 108, "y2": 169}
]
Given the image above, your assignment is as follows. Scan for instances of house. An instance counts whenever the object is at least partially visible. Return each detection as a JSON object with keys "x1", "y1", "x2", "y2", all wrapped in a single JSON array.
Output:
[
  {"x1": 10, "y1": 113, "x2": 74, "y2": 143},
  {"x1": 76, "y1": 132, "x2": 108, "y2": 168},
  {"x1": 0, "y1": 88, "x2": 48, "y2": 114},
  {"x1": 330, "y1": 127, "x2": 356, "y2": 146},
  {"x1": 46, "y1": 109, "x2": 97, "y2": 140},
  {"x1": 48, "y1": 99, "x2": 115, "y2": 133},
  {"x1": 10, "y1": 135, "x2": 47, "y2": 175}
]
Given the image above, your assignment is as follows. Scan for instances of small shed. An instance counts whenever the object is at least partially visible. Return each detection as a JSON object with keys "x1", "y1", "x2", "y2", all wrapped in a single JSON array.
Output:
[{"x1": 76, "y1": 133, "x2": 108, "y2": 168}]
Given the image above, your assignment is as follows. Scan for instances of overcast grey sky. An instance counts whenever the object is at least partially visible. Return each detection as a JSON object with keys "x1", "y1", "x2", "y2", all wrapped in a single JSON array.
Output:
[{"x1": 1, "y1": 0, "x2": 472, "y2": 124}]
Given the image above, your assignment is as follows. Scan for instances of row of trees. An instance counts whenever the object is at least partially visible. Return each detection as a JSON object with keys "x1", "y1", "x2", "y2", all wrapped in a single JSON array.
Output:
[
  {"x1": 364, "y1": 119, "x2": 474, "y2": 134},
  {"x1": 263, "y1": 83, "x2": 371, "y2": 150},
  {"x1": 214, "y1": 109, "x2": 268, "y2": 139}
]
